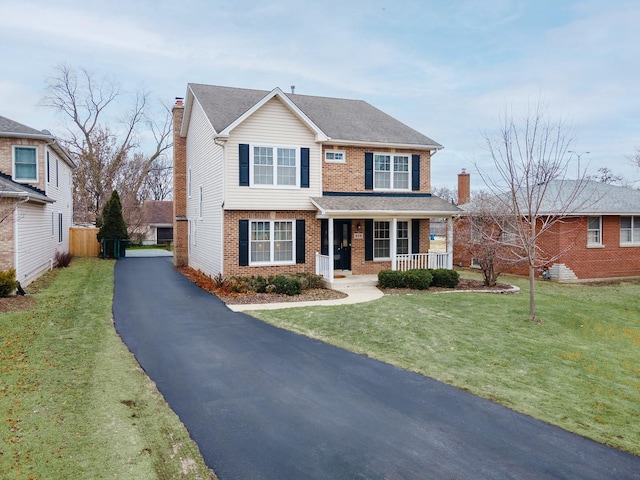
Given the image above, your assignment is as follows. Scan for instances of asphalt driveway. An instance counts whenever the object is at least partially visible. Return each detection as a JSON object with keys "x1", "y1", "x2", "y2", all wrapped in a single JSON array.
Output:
[{"x1": 113, "y1": 257, "x2": 640, "y2": 480}]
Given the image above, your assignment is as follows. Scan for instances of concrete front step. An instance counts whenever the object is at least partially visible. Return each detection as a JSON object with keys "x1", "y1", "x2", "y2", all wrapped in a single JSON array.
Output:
[{"x1": 323, "y1": 274, "x2": 378, "y2": 290}]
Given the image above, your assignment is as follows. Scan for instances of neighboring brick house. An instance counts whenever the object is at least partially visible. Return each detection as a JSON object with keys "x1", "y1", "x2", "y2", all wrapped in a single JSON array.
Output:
[
  {"x1": 454, "y1": 172, "x2": 640, "y2": 282},
  {"x1": 0, "y1": 115, "x2": 75, "y2": 286},
  {"x1": 173, "y1": 84, "x2": 458, "y2": 283}
]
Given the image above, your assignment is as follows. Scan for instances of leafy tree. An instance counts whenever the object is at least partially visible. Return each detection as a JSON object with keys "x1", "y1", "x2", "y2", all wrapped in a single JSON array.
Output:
[{"x1": 98, "y1": 190, "x2": 128, "y2": 258}]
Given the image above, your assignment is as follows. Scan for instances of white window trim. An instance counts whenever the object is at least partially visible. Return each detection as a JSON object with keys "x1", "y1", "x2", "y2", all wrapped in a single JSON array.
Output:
[
  {"x1": 249, "y1": 143, "x2": 300, "y2": 189},
  {"x1": 198, "y1": 185, "x2": 203, "y2": 220},
  {"x1": 249, "y1": 219, "x2": 296, "y2": 266},
  {"x1": 587, "y1": 216, "x2": 602, "y2": 247},
  {"x1": 188, "y1": 168, "x2": 192, "y2": 198},
  {"x1": 324, "y1": 150, "x2": 346, "y2": 163},
  {"x1": 13, "y1": 145, "x2": 38, "y2": 182},
  {"x1": 373, "y1": 153, "x2": 411, "y2": 192},
  {"x1": 396, "y1": 220, "x2": 411, "y2": 255},
  {"x1": 620, "y1": 215, "x2": 640, "y2": 246},
  {"x1": 373, "y1": 220, "x2": 392, "y2": 261}
]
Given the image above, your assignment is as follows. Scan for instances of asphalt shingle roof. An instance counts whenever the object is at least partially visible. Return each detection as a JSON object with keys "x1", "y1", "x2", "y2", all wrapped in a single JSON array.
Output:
[
  {"x1": 188, "y1": 84, "x2": 442, "y2": 147},
  {"x1": 311, "y1": 195, "x2": 459, "y2": 216},
  {"x1": 0, "y1": 172, "x2": 52, "y2": 203},
  {"x1": 0, "y1": 115, "x2": 47, "y2": 136}
]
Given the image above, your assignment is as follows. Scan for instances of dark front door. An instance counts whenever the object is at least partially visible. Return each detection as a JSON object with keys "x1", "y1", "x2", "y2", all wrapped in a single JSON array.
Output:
[{"x1": 334, "y1": 220, "x2": 352, "y2": 271}]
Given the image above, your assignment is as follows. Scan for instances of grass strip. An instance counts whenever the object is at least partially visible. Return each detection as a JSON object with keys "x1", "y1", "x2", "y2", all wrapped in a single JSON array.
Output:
[
  {"x1": 251, "y1": 272, "x2": 640, "y2": 456},
  {"x1": 0, "y1": 257, "x2": 215, "y2": 479}
]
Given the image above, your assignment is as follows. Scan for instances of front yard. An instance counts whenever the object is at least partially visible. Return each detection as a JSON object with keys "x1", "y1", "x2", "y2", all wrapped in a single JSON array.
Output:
[
  {"x1": 0, "y1": 258, "x2": 215, "y2": 479},
  {"x1": 251, "y1": 272, "x2": 640, "y2": 456}
]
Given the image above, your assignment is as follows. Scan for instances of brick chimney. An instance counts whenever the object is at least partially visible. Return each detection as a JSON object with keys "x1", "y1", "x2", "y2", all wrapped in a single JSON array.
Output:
[
  {"x1": 457, "y1": 169, "x2": 470, "y2": 205},
  {"x1": 172, "y1": 97, "x2": 188, "y2": 267}
]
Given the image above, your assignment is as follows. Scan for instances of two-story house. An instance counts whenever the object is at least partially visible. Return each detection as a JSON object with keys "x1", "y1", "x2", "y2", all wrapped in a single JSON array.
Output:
[
  {"x1": 0, "y1": 115, "x2": 75, "y2": 286},
  {"x1": 172, "y1": 84, "x2": 458, "y2": 284}
]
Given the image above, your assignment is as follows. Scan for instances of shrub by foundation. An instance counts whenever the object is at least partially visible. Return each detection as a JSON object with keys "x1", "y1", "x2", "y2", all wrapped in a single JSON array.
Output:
[
  {"x1": 0, "y1": 268, "x2": 19, "y2": 297},
  {"x1": 430, "y1": 268, "x2": 460, "y2": 288},
  {"x1": 404, "y1": 269, "x2": 433, "y2": 290}
]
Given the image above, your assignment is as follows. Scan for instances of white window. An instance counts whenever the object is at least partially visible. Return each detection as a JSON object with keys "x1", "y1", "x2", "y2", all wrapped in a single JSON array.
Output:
[
  {"x1": 374, "y1": 154, "x2": 409, "y2": 190},
  {"x1": 397, "y1": 221, "x2": 410, "y2": 255},
  {"x1": 13, "y1": 146, "x2": 38, "y2": 181},
  {"x1": 621, "y1": 216, "x2": 640, "y2": 244},
  {"x1": 374, "y1": 221, "x2": 391, "y2": 259},
  {"x1": 250, "y1": 220, "x2": 294, "y2": 265},
  {"x1": 251, "y1": 146, "x2": 298, "y2": 187},
  {"x1": 587, "y1": 216, "x2": 602, "y2": 245},
  {"x1": 188, "y1": 168, "x2": 192, "y2": 198},
  {"x1": 325, "y1": 150, "x2": 345, "y2": 163},
  {"x1": 198, "y1": 186, "x2": 203, "y2": 219},
  {"x1": 58, "y1": 213, "x2": 63, "y2": 243}
]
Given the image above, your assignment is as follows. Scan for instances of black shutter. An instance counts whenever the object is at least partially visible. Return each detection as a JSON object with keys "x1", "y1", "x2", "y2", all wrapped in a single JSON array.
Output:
[
  {"x1": 365, "y1": 152, "x2": 373, "y2": 190},
  {"x1": 239, "y1": 144, "x2": 250, "y2": 186},
  {"x1": 239, "y1": 219, "x2": 249, "y2": 266},
  {"x1": 412, "y1": 154, "x2": 421, "y2": 191},
  {"x1": 296, "y1": 219, "x2": 306, "y2": 264},
  {"x1": 321, "y1": 219, "x2": 329, "y2": 256},
  {"x1": 412, "y1": 219, "x2": 420, "y2": 254},
  {"x1": 300, "y1": 148, "x2": 310, "y2": 188},
  {"x1": 365, "y1": 219, "x2": 374, "y2": 261}
]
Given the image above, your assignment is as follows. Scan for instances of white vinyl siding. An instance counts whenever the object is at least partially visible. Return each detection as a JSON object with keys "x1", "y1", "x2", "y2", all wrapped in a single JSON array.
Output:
[
  {"x1": 226, "y1": 97, "x2": 321, "y2": 210},
  {"x1": 184, "y1": 99, "x2": 224, "y2": 277}
]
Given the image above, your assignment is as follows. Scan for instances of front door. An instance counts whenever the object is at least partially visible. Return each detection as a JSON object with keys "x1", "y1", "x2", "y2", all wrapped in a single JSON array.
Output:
[{"x1": 334, "y1": 220, "x2": 352, "y2": 271}]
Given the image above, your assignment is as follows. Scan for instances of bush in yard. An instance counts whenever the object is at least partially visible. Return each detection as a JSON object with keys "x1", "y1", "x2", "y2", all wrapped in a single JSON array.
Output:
[
  {"x1": 55, "y1": 251, "x2": 74, "y2": 268},
  {"x1": 268, "y1": 275, "x2": 302, "y2": 296},
  {"x1": 404, "y1": 269, "x2": 433, "y2": 290},
  {"x1": 0, "y1": 268, "x2": 19, "y2": 297},
  {"x1": 295, "y1": 272, "x2": 324, "y2": 290},
  {"x1": 247, "y1": 275, "x2": 268, "y2": 293},
  {"x1": 378, "y1": 270, "x2": 406, "y2": 289},
  {"x1": 430, "y1": 268, "x2": 460, "y2": 288}
]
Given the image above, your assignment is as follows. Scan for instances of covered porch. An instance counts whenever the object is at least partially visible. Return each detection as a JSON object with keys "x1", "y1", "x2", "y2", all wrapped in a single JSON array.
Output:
[{"x1": 311, "y1": 195, "x2": 459, "y2": 284}]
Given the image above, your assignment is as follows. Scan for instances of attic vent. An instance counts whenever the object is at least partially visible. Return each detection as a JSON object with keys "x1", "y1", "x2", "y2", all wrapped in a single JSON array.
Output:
[{"x1": 290, "y1": 85, "x2": 295, "y2": 94}]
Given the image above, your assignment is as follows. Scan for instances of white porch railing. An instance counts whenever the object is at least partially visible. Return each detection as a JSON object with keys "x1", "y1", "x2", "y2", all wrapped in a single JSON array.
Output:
[
  {"x1": 315, "y1": 252, "x2": 331, "y2": 281},
  {"x1": 395, "y1": 252, "x2": 452, "y2": 271}
]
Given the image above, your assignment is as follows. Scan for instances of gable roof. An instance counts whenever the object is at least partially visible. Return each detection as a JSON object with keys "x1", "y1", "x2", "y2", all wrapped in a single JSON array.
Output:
[
  {"x1": 184, "y1": 84, "x2": 442, "y2": 149},
  {"x1": 142, "y1": 200, "x2": 173, "y2": 225},
  {"x1": 0, "y1": 114, "x2": 76, "y2": 168},
  {"x1": 0, "y1": 171, "x2": 53, "y2": 204}
]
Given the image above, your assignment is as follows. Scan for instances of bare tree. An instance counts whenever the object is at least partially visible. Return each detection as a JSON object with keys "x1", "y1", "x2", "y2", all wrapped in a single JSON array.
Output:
[
  {"x1": 455, "y1": 193, "x2": 526, "y2": 287},
  {"x1": 0, "y1": 197, "x2": 27, "y2": 226},
  {"x1": 41, "y1": 64, "x2": 172, "y2": 228},
  {"x1": 477, "y1": 100, "x2": 591, "y2": 321},
  {"x1": 142, "y1": 156, "x2": 173, "y2": 201},
  {"x1": 588, "y1": 167, "x2": 623, "y2": 185},
  {"x1": 431, "y1": 185, "x2": 458, "y2": 204}
]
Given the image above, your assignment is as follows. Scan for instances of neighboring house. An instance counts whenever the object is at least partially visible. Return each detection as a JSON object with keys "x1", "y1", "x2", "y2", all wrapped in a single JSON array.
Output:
[
  {"x1": 172, "y1": 84, "x2": 459, "y2": 283},
  {"x1": 137, "y1": 200, "x2": 173, "y2": 245},
  {"x1": 0, "y1": 115, "x2": 75, "y2": 286},
  {"x1": 454, "y1": 171, "x2": 640, "y2": 282}
]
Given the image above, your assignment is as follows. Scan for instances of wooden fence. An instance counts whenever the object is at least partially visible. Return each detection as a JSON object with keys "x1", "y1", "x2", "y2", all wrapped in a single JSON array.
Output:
[{"x1": 69, "y1": 227, "x2": 100, "y2": 257}]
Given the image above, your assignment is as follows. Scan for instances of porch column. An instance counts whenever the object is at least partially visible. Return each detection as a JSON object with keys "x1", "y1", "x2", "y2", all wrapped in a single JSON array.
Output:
[
  {"x1": 391, "y1": 217, "x2": 397, "y2": 271},
  {"x1": 328, "y1": 217, "x2": 334, "y2": 281},
  {"x1": 446, "y1": 217, "x2": 454, "y2": 269}
]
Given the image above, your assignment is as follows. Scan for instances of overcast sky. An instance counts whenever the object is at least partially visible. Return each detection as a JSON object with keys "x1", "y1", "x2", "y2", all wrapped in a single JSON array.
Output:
[{"x1": 2, "y1": 0, "x2": 639, "y2": 189}]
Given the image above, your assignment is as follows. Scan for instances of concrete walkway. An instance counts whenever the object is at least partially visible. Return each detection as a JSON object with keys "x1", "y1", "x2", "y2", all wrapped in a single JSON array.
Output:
[
  {"x1": 113, "y1": 257, "x2": 640, "y2": 480},
  {"x1": 125, "y1": 248, "x2": 173, "y2": 257},
  {"x1": 227, "y1": 285, "x2": 383, "y2": 311}
]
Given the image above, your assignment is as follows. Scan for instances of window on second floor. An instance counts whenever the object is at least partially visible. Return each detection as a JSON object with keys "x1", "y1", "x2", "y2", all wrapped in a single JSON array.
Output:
[
  {"x1": 13, "y1": 146, "x2": 38, "y2": 182},
  {"x1": 252, "y1": 146, "x2": 298, "y2": 187},
  {"x1": 198, "y1": 185, "x2": 203, "y2": 219},
  {"x1": 374, "y1": 154, "x2": 410, "y2": 190},
  {"x1": 325, "y1": 150, "x2": 345, "y2": 163},
  {"x1": 620, "y1": 216, "x2": 640, "y2": 245},
  {"x1": 587, "y1": 216, "x2": 602, "y2": 245}
]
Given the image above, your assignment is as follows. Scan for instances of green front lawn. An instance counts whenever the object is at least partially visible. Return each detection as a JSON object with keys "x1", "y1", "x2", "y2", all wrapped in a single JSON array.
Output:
[
  {"x1": 0, "y1": 258, "x2": 215, "y2": 479},
  {"x1": 251, "y1": 272, "x2": 640, "y2": 456}
]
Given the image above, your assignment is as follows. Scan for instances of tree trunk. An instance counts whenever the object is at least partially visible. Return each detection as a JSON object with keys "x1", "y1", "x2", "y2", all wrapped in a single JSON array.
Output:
[{"x1": 529, "y1": 264, "x2": 536, "y2": 321}]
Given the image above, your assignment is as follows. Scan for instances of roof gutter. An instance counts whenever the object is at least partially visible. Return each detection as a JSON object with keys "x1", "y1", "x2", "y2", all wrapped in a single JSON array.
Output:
[
  {"x1": 1, "y1": 131, "x2": 76, "y2": 168},
  {"x1": 0, "y1": 191, "x2": 54, "y2": 204},
  {"x1": 322, "y1": 138, "x2": 443, "y2": 151}
]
